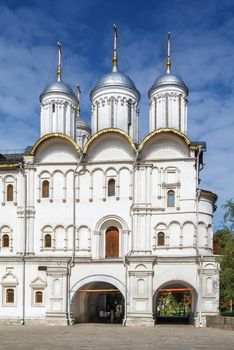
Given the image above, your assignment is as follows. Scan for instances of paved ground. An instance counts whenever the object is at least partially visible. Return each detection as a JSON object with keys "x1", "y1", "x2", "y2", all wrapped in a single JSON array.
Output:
[{"x1": 0, "y1": 324, "x2": 233, "y2": 350}]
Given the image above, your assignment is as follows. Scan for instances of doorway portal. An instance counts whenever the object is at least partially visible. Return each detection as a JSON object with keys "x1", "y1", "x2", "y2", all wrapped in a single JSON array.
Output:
[
  {"x1": 71, "y1": 281, "x2": 124, "y2": 324},
  {"x1": 106, "y1": 227, "x2": 119, "y2": 258}
]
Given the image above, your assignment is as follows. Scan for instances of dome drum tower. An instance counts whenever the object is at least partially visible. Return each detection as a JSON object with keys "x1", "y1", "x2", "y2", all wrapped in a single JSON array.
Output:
[
  {"x1": 40, "y1": 85, "x2": 78, "y2": 139},
  {"x1": 39, "y1": 42, "x2": 91, "y2": 145},
  {"x1": 148, "y1": 33, "x2": 189, "y2": 134},
  {"x1": 90, "y1": 25, "x2": 140, "y2": 143}
]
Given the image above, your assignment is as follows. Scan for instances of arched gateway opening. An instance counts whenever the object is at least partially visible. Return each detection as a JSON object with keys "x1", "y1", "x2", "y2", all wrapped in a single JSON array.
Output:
[
  {"x1": 71, "y1": 282, "x2": 125, "y2": 324},
  {"x1": 153, "y1": 282, "x2": 197, "y2": 325}
]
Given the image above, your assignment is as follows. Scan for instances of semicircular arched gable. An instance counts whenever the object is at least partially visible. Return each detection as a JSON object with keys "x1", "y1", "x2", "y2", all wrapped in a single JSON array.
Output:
[
  {"x1": 84, "y1": 132, "x2": 136, "y2": 162},
  {"x1": 140, "y1": 133, "x2": 190, "y2": 160},
  {"x1": 34, "y1": 137, "x2": 80, "y2": 163}
]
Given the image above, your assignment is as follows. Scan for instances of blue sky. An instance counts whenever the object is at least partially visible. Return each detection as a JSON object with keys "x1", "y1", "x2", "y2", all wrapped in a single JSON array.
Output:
[{"x1": 0, "y1": 0, "x2": 233, "y2": 229}]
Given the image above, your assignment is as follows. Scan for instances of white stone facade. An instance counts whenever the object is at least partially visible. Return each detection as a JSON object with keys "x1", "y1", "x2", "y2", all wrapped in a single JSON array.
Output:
[{"x1": 0, "y1": 43, "x2": 219, "y2": 327}]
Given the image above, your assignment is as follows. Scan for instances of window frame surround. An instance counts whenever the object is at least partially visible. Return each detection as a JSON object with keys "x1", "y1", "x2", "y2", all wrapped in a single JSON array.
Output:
[
  {"x1": 0, "y1": 226, "x2": 13, "y2": 252},
  {"x1": 105, "y1": 171, "x2": 119, "y2": 200},
  {"x1": 153, "y1": 224, "x2": 168, "y2": 250},
  {"x1": 44, "y1": 233, "x2": 52, "y2": 249},
  {"x1": 6, "y1": 184, "x2": 14, "y2": 202},
  {"x1": 5, "y1": 288, "x2": 15, "y2": 305},
  {"x1": 3, "y1": 176, "x2": 17, "y2": 205},
  {"x1": 30, "y1": 277, "x2": 47, "y2": 307},
  {"x1": 41, "y1": 179, "x2": 50, "y2": 199},
  {"x1": 163, "y1": 167, "x2": 181, "y2": 210},
  {"x1": 40, "y1": 226, "x2": 54, "y2": 251},
  {"x1": 1, "y1": 271, "x2": 18, "y2": 307},
  {"x1": 157, "y1": 232, "x2": 165, "y2": 246},
  {"x1": 107, "y1": 178, "x2": 116, "y2": 197},
  {"x1": 167, "y1": 189, "x2": 175, "y2": 208},
  {"x1": 2, "y1": 233, "x2": 10, "y2": 248}
]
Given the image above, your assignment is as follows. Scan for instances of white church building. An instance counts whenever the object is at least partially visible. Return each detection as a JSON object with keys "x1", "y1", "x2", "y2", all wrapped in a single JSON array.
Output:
[{"x1": 0, "y1": 29, "x2": 219, "y2": 327}]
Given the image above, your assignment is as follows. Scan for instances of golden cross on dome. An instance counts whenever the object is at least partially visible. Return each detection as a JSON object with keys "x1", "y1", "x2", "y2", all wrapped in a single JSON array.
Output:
[
  {"x1": 112, "y1": 24, "x2": 118, "y2": 71},
  {"x1": 166, "y1": 32, "x2": 171, "y2": 74},
  {"x1": 57, "y1": 42, "x2": 62, "y2": 81}
]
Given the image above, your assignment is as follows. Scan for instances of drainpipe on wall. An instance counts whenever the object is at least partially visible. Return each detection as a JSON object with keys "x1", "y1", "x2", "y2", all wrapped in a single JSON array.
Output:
[
  {"x1": 123, "y1": 255, "x2": 128, "y2": 326},
  {"x1": 195, "y1": 147, "x2": 203, "y2": 327},
  {"x1": 67, "y1": 156, "x2": 83, "y2": 325},
  {"x1": 123, "y1": 150, "x2": 139, "y2": 325},
  {"x1": 19, "y1": 161, "x2": 27, "y2": 325},
  {"x1": 130, "y1": 150, "x2": 139, "y2": 252}
]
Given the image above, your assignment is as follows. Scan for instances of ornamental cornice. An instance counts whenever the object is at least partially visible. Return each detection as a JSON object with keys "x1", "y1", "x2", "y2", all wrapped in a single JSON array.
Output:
[
  {"x1": 200, "y1": 189, "x2": 218, "y2": 203},
  {"x1": 152, "y1": 92, "x2": 185, "y2": 100}
]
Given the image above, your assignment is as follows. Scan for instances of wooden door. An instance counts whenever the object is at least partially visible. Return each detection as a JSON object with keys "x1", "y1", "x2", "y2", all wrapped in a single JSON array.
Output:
[{"x1": 106, "y1": 227, "x2": 119, "y2": 258}]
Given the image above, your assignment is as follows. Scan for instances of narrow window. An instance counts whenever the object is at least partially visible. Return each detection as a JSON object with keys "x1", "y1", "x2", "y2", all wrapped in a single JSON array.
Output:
[
  {"x1": 52, "y1": 103, "x2": 55, "y2": 113},
  {"x1": 165, "y1": 94, "x2": 169, "y2": 127},
  {"x1": 178, "y1": 95, "x2": 182, "y2": 131},
  {"x1": 108, "y1": 179, "x2": 115, "y2": 197},
  {"x1": 42, "y1": 180, "x2": 49, "y2": 198},
  {"x1": 128, "y1": 99, "x2": 132, "y2": 134},
  {"x1": 7, "y1": 184, "x2": 13, "y2": 201},
  {"x1": 2, "y1": 234, "x2": 9, "y2": 248},
  {"x1": 35, "y1": 291, "x2": 43, "y2": 304},
  {"x1": 110, "y1": 98, "x2": 114, "y2": 127},
  {"x1": 167, "y1": 190, "x2": 175, "y2": 207},
  {"x1": 44, "y1": 234, "x2": 52, "y2": 248},
  {"x1": 154, "y1": 98, "x2": 157, "y2": 129},
  {"x1": 157, "y1": 232, "x2": 165, "y2": 246},
  {"x1": 6, "y1": 288, "x2": 14, "y2": 304},
  {"x1": 96, "y1": 102, "x2": 99, "y2": 131}
]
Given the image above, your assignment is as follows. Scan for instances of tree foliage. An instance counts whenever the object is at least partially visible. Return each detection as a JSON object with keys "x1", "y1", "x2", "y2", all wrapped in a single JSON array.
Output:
[{"x1": 214, "y1": 200, "x2": 234, "y2": 309}]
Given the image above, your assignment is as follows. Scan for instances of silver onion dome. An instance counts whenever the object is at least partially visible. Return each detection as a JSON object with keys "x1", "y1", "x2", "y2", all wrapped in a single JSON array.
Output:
[
  {"x1": 40, "y1": 81, "x2": 77, "y2": 102},
  {"x1": 90, "y1": 70, "x2": 140, "y2": 99},
  {"x1": 77, "y1": 116, "x2": 91, "y2": 133},
  {"x1": 149, "y1": 73, "x2": 189, "y2": 97}
]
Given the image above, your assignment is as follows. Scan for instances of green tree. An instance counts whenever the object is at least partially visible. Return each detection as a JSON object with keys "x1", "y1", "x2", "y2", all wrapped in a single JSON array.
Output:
[
  {"x1": 223, "y1": 199, "x2": 234, "y2": 230},
  {"x1": 215, "y1": 200, "x2": 234, "y2": 311}
]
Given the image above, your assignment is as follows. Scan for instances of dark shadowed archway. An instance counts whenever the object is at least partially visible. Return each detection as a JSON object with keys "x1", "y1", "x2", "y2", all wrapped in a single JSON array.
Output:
[{"x1": 71, "y1": 281, "x2": 124, "y2": 324}]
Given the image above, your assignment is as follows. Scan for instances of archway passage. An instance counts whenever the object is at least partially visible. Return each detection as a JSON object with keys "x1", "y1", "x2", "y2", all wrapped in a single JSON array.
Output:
[
  {"x1": 154, "y1": 283, "x2": 196, "y2": 325},
  {"x1": 71, "y1": 282, "x2": 124, "y2": 324}
]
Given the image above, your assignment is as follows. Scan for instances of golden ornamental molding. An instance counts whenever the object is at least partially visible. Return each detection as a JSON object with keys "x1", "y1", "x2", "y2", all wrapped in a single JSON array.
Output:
[
  {"x1": 30, "y1": 133, "x2": 81, "y2": 156},
  {"x1": 83, "y1": 128, "x2": 137, "y2": 154},
  {"x1": 190, "y1": 145, "x2": 199, "y2": 151},
  {"x1": 0, "y1": 164, "x2": 20, "y2": 169},
  {"x1": 139, "y1": 128, "x2": 192, "y2": 151}
]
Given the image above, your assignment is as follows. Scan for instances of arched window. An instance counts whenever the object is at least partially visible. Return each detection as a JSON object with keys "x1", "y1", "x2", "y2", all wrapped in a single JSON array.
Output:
[
  {"x1": 44, "y1": 234, "x2": 52, "y2": 248},
  {"x1": 6, "y1": 288, "x2": 14, "y2": 303},
  {"x1": 108, "y1": 179, "x2": 115, "y2": 197},
  {"x1": 7, "y1": 184, "x2": 13, "y2": 201},
  {"x1": 35, "y1": 291, "x2": 43, "y2": 304},
  {"x1": 157, "y1": 232, "x2": 165, "y2": 246},
  {"x1": 2, "y1": 234, "x2": 9, "y2": 248},
  {"x1": 167, "y1": 190, "x2": 175, "y2": 207},
  {"x1": 42, "y1": 180, "x2": 49, "y2": 198},
  {"x1": 106, "y1": 226, "x2": 119, "y2": 258}
]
